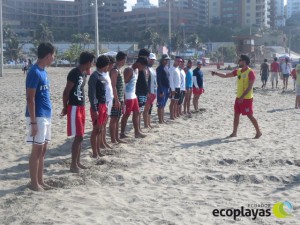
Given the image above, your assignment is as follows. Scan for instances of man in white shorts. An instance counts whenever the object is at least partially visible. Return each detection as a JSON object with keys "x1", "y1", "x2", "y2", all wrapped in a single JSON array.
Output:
[
  {"x1": 25, "y1": 42, "x2": 55, "y2": 191},
  {"x1": 270, "y1": 57, "x2": 280, "y2": 89}
]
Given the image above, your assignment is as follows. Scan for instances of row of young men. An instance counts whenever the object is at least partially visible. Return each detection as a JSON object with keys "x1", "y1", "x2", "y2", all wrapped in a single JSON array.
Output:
[
  {"x1": 24, "y1": 42, "x2": 205, "y2": 191},
  {"x1": 61, "y1": 49, "x2": 206, "y2": 173}
]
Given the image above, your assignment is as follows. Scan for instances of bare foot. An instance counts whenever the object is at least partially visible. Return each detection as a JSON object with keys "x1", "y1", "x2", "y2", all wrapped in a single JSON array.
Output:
[
  {"x1": 254, "y1": 132, "x2": 262, "y2": 139},
  {"x1": 27, "y1": 183, "x2": 45, "y2": 192},
  {"x1": 78, "y1": 163, "x2": 88, "y2": 169},
  {"x1": 41, "y1": 183, "x2": 56, "y2": 190},
  {"x1": 149, "y1": 124, "x2": 153, "y2": 129},
  {"x1": 100, "y1": 144, "x2": 106, "y2": 149},
  {"x1": 70, "y1": 167, "x2": 80, "y2": 173},
  {"x1": 135, "y1": 132, "x2": 146, "y2": 138},
  {"x1": 120, "y1": 133, "x2": 129, "y2": 139},
  {"x1": 104, "y1": 143, "x2": 112, "y2": 149},
  {"x1": 117, "y1": 139, "x2": 127, "y2": 144},
  {"x1": 227, "y1": 133, "x2": 237, "y2": 138}
]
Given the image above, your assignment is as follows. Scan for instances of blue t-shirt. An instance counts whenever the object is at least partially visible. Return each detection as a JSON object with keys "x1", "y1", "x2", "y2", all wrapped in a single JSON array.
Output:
[
  {"x1": 25, "y1": 64, "x2": 52, "y2": 118},
  {"x1": 193, "y1": 67, "x2": 204, "y2": 88},
  {"x1": 185, "y1": 68, "x2": 193, "y2": 88}
]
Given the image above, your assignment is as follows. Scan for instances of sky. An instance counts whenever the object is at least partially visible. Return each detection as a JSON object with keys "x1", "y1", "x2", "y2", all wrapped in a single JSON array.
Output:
[{"x1": 126, "y1": 0, "x2": 158, "y2": 11}]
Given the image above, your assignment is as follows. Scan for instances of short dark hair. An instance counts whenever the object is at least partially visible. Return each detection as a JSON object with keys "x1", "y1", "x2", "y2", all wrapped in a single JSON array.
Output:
[
  {"x1": 116, "y1": 51, "x2": 127, "y2": 61},
  {"x1": 240, "y1": 54, "x2": 250, "y2": 65},
  {"x1": 187, "y1": 59, "x2": 192, "y2": 64},
  {"x1": 37, "y1": 42, "x2": 55, "y2": 59},
  {"x1": 96, "y1": 55, "x2": 110, "y2": 69},
  {"x1": 136, "y1": 56, "x2": 148, "y2": 66},
  {"x1": 108, "y1": 55, "x2": 116, "y2": 64},
  {"x1": 274, "y1": 57, "x2": 278, "y2": 61},
  {"x1": 79, "y1": 51, "x2": 95, "y2": 65},
  {"x1": 138, "y1": 48, "x2": 150, "y2": 57},
  {"x1": 264, "y1": 59, "x2": 267, "y2": 62}
]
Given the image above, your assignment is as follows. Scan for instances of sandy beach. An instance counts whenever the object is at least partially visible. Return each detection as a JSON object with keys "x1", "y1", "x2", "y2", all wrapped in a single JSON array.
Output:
[{"x1": 0, "y1": 66, "x2": 299, "y2": 225}]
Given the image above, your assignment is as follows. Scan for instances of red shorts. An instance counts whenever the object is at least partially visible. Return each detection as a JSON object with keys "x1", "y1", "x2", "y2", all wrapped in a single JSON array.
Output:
[
  {"x1": 193, "y1": 88, "x2": 204, "y2": 95},
  {"x1": 67, "y1": 105, "x2": 86, "y2": 137},
  {"x1": 125, "y1": 98, "x2": 140, "y2": 115},
  {"x1": 90, "y1": 104, "x2": 108, "y2": 126},
  {"x1": 234, "y1": 98, "x2": 253, "y2": 115},
  {"x1": 146, "y1": 93, "x2": 157, "y2": 105}
]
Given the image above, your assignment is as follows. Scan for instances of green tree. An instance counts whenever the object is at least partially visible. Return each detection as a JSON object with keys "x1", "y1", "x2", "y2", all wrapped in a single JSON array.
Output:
[
  {"x1": 171, "y1": 32, "x2": 183, "y2": 55},
  {"x1": 64, "y1": 44, "x2": 83, "y2": 66},
  {"x1": 187, "y1": 33, "x2": 202, "y2": 50},
  {"x1": 218, "y1": 46, "x2": 237, "y2": 62},
  {"x1": 138, "y1": 27, "x2": 161, "y2": 52},
  {"x1": 3, "y1": 25, "x2": 23, "y2": 62},
  {"x1": 35, "y1": 22, "x2": 54, "y2": 43}
]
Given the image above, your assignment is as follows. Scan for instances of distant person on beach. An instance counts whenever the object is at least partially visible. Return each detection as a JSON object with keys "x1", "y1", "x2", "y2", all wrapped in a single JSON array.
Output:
[
  {"x1": 270, "y1": 57, "x2": 280, "y2": 89},
  {"x1": 25, "y1": 42, "x2": 55, "y2": 191},
  {"x1": 61, "y1": 51, "x2": 94, "y2": 173},
  {"x1": 192, "y1": 61, "x2": 205, "y2": 112},
  {"x1": 169, "y1": 56, "x2": 181, "y2": 120},
  {"x1": 156, "y1": 54, "x2": 170, "y2": 124},
  {"x1": 295, "y1": 64, "x2": 300, "y2": 109},
  {"x1": 291, "y1": 67, "x2": 296, "y2": 91},
  {"x1": 120, "y1": 57, "x2": 148, "y2": 138},
  {"x1": 211, "y1": 54, "x2": 262, "y2": 139},
  {"x1": 99, "y1": 55, "x2": 115, "y2": 150},
  {"x1": 184, "y1": 59, "x2": 193, "y2": 115},
  {"x1": 260, "y1": 59, "x2": 269, "y2": 89},
  {"x1": 109, "y1": 51, "x2": 127, "y2": 144},
  {"x1": 281, "y1": 57, "x2": 292, "y2": 90},
  {"x1": 136, "y1": 48, "x2": 150, "y2": 132},
  {"x1": 88, "y1": 55, "x2": 110, "y2": 158},
  {"x1": 23, "y1": 59, "x2": 28, "y2": 75},
  {"x1": 177, "y1": 58, "x2": 186, "y2": 117},
  {"x1": 144, "y1": 53, "x2": 157, "y2": 129}
]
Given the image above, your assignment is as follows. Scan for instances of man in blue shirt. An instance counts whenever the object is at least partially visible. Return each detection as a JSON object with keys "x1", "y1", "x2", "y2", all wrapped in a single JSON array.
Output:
[
  {"x1": 25, "y1": 42, "x2": 55, "y2": 191},
  {"x1": 192, "y1": 61, "x2": 205, "y2": 112},
  {"x1": 156, "y1": 54, "x2": 170, "y2": 124}
]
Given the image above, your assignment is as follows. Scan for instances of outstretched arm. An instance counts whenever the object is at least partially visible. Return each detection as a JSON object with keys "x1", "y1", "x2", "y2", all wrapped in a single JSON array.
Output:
[{"x1": 211, "y1": 71, "x2": 235, "y2": 78}]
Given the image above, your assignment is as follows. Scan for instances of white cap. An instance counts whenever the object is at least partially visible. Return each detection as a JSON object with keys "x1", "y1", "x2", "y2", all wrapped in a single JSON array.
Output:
[{"x1": 149, "y1": 53, "x2": 157, "y2": 60}]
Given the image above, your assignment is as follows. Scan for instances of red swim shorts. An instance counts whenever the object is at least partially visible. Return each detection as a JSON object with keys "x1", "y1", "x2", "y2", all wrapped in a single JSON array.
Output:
[
  {"x1": 90, "y1": 103, "x2": 108, "y2": 126},
  {"x1": 67, "y1": 105, "x2": 85, "y2": 137},
  {"x1": 234, "y1": 98, "x2": 253, "y2": 115},
  {"x1": 193, "y1": 88, "x2": 204, "y2": 95}
]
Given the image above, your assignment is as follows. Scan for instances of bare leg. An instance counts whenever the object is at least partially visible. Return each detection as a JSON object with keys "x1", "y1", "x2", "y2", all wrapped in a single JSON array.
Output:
[
  {"x1": 229, "y1": 113, "x2": 240, "y2": 137},
  {"x1": 143, "y1": 103, "x2": 151, "y2": 128},
  {"x1": 90, "y1": 125, "x2": 101, "y2": 158},
  {"x1": 247, "y1": 115, "x2": 262, "y2": 139},
  {"x1": 102, "y1": 120, "x2": 112, "y2": 149},
  {"x1": 29, "y1": 144, "x2": 44, "y2": 191},
  {"x1": 70, "y1": 136, "x2": 83, "y2": 171},
  {"x1": 169, "y1": 99, "x2": 175, "y2": 119},
  {"x1": 109, "y1": 116, "x2": 117, "y2": 143},
  {"x1": 133, "y1": 111, "x2": 146, "y2": 138},
  {"x1": 158, "y1": 107, "x2": 163, "y2": 124},
  {"x1": 120, "y1": 113, "x2": 130, "y2": 138},
  {"x1": 188, "y1": 90, "x2": 192, "y2": 113}
]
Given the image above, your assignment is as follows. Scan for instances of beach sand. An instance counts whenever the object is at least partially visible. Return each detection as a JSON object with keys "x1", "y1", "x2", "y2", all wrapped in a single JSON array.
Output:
[{"x1": 0, "y1": 66, "x2": 299, "y2": 225}]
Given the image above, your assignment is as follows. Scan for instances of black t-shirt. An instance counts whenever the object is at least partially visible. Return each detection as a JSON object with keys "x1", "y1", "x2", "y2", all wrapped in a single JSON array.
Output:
[
  {"x1": 88, "y1": 71, "x2": 106, "y2": 111},
  {"x1": 67, "y1": 68, "x2": 86, "y2": 106},
  {"x1": 135, "y1": 70, "x2": 148, "y2": 96}
]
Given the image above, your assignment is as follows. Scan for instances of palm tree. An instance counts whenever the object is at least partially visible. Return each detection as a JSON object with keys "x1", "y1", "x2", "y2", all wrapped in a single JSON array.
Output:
[
  {"x1": 35, "y1": 22, "x2": 54, "y2": 43},
  {"x1": 3, "y1": 25, "x2": 23, "y2": 63}
]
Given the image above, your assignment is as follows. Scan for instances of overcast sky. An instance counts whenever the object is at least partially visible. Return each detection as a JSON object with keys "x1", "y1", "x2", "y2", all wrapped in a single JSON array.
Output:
[{"x1": 126, "y1": 0, "x2": 158, "y2": 11}]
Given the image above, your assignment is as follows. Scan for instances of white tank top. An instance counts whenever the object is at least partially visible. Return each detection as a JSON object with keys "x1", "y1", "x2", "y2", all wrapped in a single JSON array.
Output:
[{"x1": 125, "y1": 68, "x2": 138, "y2": 100}]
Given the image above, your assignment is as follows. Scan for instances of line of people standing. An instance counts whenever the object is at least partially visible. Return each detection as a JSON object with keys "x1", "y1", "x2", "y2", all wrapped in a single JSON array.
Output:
[{"x1": 25, "y1": 43, "x2": 205, "y2": 191}]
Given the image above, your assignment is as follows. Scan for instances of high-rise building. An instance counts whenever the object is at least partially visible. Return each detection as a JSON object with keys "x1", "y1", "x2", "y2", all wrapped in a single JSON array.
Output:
[
  {"x1": 2, "y1": 0, "x2": 126, "y2": 40},
  {"x1": 208, "y1": 0, "x2": 271, "y2": 29},
  {"x1": 286, "y1": 0, "x2": 300, "y2": 19},
  {"x1": 269, "y1": 0, "x2": 285, "y2": 28},
  {"x1": 133, "y1": 0, "x2": 157, "y2": 9}
]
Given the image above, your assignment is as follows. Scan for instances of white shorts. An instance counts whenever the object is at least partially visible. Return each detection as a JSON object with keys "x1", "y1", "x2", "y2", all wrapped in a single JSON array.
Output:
[
  {"x1": 271, "y1": 72, "x2": 279, "y2": 82},
  {"x1": 107, "y1": 100, "x2": 113, "y2": 116},
  {"x1": 296, "y1": 85, "x2": 300, "y2": 96},
  {"x1": 26, "y1": 117, "x2": 51, "y2": 145}
]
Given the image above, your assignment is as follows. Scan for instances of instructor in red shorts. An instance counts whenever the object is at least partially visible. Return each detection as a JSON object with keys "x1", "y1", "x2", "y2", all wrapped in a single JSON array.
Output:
[{"x1": 211, "y1": 55, "x2": 262, "y2": 139}]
